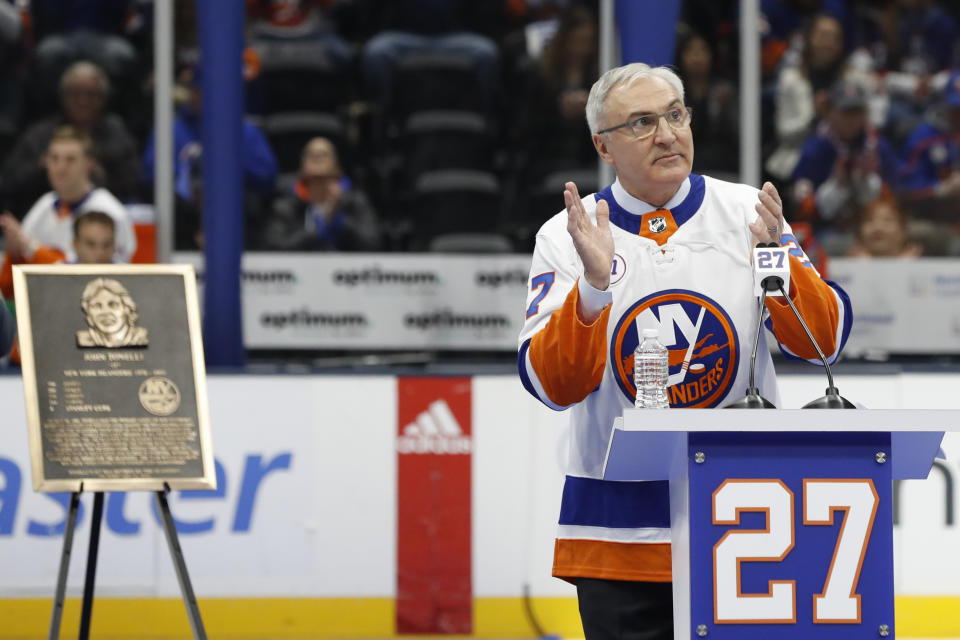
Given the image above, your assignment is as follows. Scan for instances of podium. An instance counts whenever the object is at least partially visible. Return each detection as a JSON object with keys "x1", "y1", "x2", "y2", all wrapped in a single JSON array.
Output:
[{"x1": 602, "y1": 409, "x2": 960, "y2": 640}]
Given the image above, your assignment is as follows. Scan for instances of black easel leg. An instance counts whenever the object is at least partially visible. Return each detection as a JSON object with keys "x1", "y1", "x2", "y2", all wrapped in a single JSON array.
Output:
[
  {"x1": 48, "y1": 491, "x2": 81, "y2": 640},
  {"x1": 155, "y1": 488, "x2": 208, "y2": 640},
  {"x1": 78, "y1": 492, "x2": 104, "y2": 640}
]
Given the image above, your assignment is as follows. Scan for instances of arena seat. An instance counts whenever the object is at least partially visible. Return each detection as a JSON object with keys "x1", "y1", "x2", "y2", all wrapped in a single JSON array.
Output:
[
  {"x1": 409, "y1": 169, "x2": 503, "y2": 248},
  {"x1": 399, "y1": 110, "x2": 496, "y2": 181},
  {"x1": 254, "y1": 41, "x2": 351, "y2": 114}
]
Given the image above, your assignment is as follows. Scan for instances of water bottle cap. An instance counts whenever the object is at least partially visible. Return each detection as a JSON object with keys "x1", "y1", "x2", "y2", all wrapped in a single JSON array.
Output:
[{"x1": 642, "y1": 328, "x2": 660, "y2": 339}]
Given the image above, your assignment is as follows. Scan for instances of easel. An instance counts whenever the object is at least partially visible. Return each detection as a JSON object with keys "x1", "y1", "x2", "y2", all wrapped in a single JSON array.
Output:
[{"x1": 48, "y1": 483, "x2": 207, "y2": 640}]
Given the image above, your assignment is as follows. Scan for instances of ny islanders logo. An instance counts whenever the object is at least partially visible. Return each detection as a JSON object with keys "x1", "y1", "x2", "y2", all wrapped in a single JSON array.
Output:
[{"x1": 610, "y1": 290, "x2": 739, "y2": 408}]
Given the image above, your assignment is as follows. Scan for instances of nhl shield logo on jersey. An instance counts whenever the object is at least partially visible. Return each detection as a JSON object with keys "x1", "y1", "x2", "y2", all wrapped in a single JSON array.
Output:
[
  {"x1": 610, "y1": 290, "x2": 740, "y2": 408},
  {"x1": 648, "y1": 216, "x2": 668, "y2": 234}
]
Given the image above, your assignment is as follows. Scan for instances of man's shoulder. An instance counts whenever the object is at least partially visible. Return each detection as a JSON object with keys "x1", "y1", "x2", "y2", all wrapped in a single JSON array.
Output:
[
  {"x1": 83, "y1": 188, "x2": 128, "y2": 216},
  {"x1": 700, "y1": 174, "x2": 757, "y2": 200},
  {"x1": 23, "y1": 191, "x2": 58, "y2": 220}
]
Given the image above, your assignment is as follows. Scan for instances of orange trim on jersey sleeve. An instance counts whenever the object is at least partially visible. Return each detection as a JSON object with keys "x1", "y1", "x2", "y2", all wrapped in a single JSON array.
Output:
[
  {"x1": 1, "y1": 246, "x2": 65, "y2": 300},
  {"x1": 765, "y1": 255, "x2": 838, "y2": 360},
  {"x1": 528, "y1": 282, "x2": 610, "y2": 407},
  {"x1": 31, "y1": 246, "x2": 65, "y2": 264},
  {"x1": 553, "y1": 539, "x2": 672, "y2": 583},
  {"x1": 638, "y1": 209, "x2": 678, "y2": 246}
]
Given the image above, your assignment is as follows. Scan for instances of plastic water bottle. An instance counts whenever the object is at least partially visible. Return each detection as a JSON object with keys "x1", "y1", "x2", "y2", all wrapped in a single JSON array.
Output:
[{"x1": 634, "y1": 328, "x2": 669, "y2": 409}]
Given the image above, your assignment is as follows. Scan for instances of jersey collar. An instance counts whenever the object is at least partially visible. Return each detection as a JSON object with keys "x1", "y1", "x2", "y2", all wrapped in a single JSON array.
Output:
[
  {"x1": 53, "y1": 189, "x2": 95, "y2": 215},
  {"x1": 595, "y1": 174, "x2": 705, "y2": 235}
]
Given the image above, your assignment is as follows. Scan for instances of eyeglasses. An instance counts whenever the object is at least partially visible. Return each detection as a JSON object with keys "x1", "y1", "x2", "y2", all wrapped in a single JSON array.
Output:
[{"x1": 597, "y1": 106, "x2": 693, "y2": 139}]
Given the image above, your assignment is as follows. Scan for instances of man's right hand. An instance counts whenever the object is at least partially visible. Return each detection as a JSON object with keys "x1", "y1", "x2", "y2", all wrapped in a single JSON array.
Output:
[{"x1": 564, "y1": 181, "x2": 614, "y2": 291}]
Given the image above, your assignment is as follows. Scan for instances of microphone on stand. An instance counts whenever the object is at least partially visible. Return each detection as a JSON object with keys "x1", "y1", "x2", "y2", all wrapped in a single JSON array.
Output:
[{"x1": 726, "y1": 243, "x2": 789, "y2": 409}]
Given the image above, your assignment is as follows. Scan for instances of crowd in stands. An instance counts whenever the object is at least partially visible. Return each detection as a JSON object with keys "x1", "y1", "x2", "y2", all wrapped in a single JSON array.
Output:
[{"x1": 0, "y1": 0, "x2": 958, "y2": 265}]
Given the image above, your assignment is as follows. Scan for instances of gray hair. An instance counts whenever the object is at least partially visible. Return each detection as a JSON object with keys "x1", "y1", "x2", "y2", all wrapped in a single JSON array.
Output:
[{"x1": 585, "y1": 63, "x2": 685, "y2": 134}]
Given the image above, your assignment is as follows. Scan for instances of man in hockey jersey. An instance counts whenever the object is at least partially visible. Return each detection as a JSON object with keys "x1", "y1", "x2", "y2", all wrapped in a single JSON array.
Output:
[
  {"x1": 9, "y1": 125, "x2": 136, "y2": 265},
  {"x1": 517, "y1": 62, "x2": 852, "y2": 639}
]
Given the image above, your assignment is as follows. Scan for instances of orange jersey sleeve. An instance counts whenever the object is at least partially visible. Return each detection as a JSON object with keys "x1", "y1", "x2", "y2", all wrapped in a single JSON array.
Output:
[
  {"x1": 527, "y1": 282, "x2": 611, "y2": 408},
  {"x1": 764, "y1": 255, "x2": 839, "y2": 360}
]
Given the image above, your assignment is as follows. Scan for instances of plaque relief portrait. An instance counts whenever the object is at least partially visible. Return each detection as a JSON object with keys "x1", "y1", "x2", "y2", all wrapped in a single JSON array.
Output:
[{"x1": 76, "y1": 277, "x2": 149, "y2": 348}]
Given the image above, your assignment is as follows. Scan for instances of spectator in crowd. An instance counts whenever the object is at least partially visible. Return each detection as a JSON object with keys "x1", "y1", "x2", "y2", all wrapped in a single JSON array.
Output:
[
  {"x1": 262, "y1": 137, "x2": 381, "y2": 251},
  {"x1": 865, "y1": 0, "x2": 958, "y2": 76},
  {"x1": 676, "y1": 31, "x2": 738, "y2": 177},
  {"x1": 0, "y1": 210, "x2": 116, "y2": 299},
  {"x1": 898, "y1": 70, "x2": 960, "y2": 220},
  {"x1": 860, "y1": 0, "x2": 959, "y2": 144},
  {"x1": 791, "y1": 79, "x2": 900, "y2": 249},
  {"x1": 3, "y1": 126, "x2": 135, "y2": 266},
  {"x1": 143, "y1": 64, "x2": 278, "y2": 198},
  {"x1": 517, "y1": 5, "x2": 598, "y2": 182},
  {"x1": 759, "y1": 0, "x2": 853, "y2": 78},
  {"x1": 0, "y1": 60, "x2": 142, "y2": 214},
  {"x1": 0, "y1": 209, "x2": 116, "y2": 365},
  {"x1": 846, "y1": 196, "x2": 922, "y2": 257},
  {"x1": 766, "y1": 13, "x2": 852, "y2": 181},
  {"x1": 142, "y1": 63, "x2": 279, "y2": 245}
]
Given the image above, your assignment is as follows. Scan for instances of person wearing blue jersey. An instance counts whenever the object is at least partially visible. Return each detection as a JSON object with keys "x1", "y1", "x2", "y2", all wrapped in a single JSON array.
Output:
[
  {"x1": 899, "y1": 70, "x2": 960, "y2": 221},
  {"x1": 790, "y1": 79, "x2": 900, "y2": 249}
]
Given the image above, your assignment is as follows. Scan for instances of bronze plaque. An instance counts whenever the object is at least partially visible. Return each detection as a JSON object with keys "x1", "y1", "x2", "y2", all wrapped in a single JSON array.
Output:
[{"x1": 13, "y1": 264, "x2": 215, "y2": 492}]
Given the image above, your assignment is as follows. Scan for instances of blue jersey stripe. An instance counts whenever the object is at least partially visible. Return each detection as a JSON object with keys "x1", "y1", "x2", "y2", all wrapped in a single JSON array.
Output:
[
  {"x1": 517, "y1": 338, "x2": 538, "y2": 397},
  {"x1": 559, "y1": 475, "x2": 671, "y2": 529}
]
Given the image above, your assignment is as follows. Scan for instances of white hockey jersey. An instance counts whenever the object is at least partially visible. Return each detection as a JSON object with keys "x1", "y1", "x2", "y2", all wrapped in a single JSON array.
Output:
[
  {"x1": 517, "y1": 174, "x2": 852, "y2": 583},
  {"x1": 21, "y1": 187, "x2": 137, "y2": 263}
]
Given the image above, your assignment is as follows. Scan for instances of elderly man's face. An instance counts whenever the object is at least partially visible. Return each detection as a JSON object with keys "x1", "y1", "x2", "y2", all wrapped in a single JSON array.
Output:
[
  {"x1": 592, "y1": 75, "x2": 694, "y2": 205},
  {"x1": 62, "y1": 73, "x2": 107, "y2": 127},
  {"x1": 86, "y1": 288, "x2": 128, "y2": 336}
]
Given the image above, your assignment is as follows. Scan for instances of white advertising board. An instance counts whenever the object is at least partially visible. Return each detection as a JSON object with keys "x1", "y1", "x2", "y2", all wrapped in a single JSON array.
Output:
[
  {"x1": 174, "y1": 252, "x2": 531, "y2": 350},
  {"x1": 830, "y1": 258, "x2": 960, "y2": 355},
  {"x1": 171, "y1": 253, "x2": 960, "y2": 354}
]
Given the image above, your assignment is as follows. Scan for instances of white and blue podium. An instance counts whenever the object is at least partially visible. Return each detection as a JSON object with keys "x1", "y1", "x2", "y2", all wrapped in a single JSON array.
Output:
[{"x1": 603, "y1": 409, "x2": 960, "y2": 640}]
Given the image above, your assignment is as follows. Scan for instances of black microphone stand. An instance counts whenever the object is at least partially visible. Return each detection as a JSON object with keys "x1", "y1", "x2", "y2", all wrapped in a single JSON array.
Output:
[
  {"x1": 776, "y1": 283, "x2": 856, "y2": 409},
  {"x1": 725, "y1": 277, "x2": 777, "y2": 409}
]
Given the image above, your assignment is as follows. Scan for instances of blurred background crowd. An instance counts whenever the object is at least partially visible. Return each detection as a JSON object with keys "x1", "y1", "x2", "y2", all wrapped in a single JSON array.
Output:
[{"x1": 0, "y1": 0, "x2": 958, "y2": 268}]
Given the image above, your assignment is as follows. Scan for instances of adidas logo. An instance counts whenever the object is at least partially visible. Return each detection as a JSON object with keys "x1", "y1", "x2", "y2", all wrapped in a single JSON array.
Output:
[{"x1": 397, "y1": 399, "x2": 471, "y2": 455}]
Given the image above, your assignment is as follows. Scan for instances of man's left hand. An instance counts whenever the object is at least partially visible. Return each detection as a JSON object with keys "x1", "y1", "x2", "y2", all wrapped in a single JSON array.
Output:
[{"x1": 750, "y1": 181, "x2": 784, "y2": 246}]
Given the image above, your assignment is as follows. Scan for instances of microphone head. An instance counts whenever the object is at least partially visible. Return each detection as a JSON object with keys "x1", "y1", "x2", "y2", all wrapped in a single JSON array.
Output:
[
  {"x1": 802, "y1": 387, "x2": 857, "y2": 409},
  {"x1": 753, "y1": 245, "x2": 791, "y2": 298}
]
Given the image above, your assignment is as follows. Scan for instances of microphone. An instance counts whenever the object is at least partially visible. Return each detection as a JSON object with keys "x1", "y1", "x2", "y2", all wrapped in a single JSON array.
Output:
[{"x1": 725, "y1": 243, "x2": 788, "y2": 409}]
